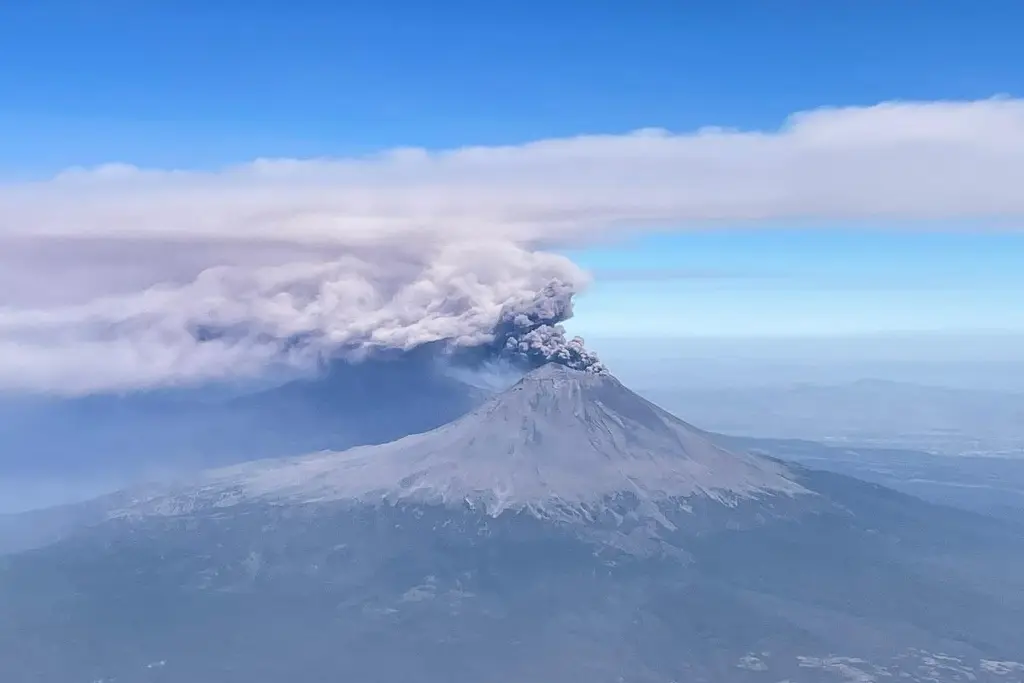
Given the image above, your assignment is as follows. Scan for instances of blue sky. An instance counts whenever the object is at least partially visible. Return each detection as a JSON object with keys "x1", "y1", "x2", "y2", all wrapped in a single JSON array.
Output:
[
  {"x1": 2, "y1": 1, "x2": 1023, "y2": 342},
  {"x1": 3, "y1": 1, "x2": 1023, "y2": 169},
  {"x1": 565, "y1": 229, "x2": 1024, "y2": 339}
]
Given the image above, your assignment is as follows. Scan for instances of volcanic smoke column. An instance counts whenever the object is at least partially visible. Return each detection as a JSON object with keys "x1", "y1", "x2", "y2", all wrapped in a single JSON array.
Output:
[{"x1": 491, "y1": 280, "x2": 606, "y2": 374}]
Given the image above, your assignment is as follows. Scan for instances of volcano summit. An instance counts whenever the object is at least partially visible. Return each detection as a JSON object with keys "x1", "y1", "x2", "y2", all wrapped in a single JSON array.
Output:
[{"x1": 2, "y1": 366, "x2": 1023, "y2": 683}]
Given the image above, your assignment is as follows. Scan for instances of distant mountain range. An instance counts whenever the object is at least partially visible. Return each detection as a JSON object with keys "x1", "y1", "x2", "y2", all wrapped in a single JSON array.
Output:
[
  {"x1": 640, "y1": 379, "x2": 1024, "y2": 456},
  {"x1": 713, "y1": 434, "x2": 1024, "y2": 525},
  {"x1": 0, "y1": 349, "x2": 485, "y2": 511},
  {"x1": 2, "y1": 365, "x2": 1022, "y2": 682}
]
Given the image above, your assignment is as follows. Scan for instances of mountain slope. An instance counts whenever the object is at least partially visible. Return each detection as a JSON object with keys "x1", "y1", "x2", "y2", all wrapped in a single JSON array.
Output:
[
  {"x1": 2, "y1": 365, "x2": 1023, "y2": 683},
  {"x1": 123, "y1": 364, "x2": 805, "y2": 520}
]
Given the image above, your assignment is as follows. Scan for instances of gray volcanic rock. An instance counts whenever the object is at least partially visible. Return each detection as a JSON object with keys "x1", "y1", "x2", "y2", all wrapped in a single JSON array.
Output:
[{"x1": 2, "y1": 365, "x2": 1023, "y2": 683}]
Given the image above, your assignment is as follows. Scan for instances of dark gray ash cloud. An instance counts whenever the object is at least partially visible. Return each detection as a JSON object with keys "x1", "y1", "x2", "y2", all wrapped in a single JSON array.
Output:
[{"x1": 494, "y1": 282, "x2": 605, "y2": 374}]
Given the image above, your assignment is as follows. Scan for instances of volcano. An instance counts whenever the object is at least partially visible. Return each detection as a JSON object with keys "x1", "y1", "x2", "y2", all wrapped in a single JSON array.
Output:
[
  {"x1": 123, "y1": 364, "x2": 806, "y2": 520},
  {"x1": 2, "y1": 365, "x2": 1023, "y2": 683}
]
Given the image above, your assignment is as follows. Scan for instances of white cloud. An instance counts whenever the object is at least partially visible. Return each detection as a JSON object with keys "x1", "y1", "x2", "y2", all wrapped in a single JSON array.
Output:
[
  {"x1": 6, "y1": 99, "x2": 1024, "y2": 246},
  {"x1": 1, "y1": 98, "x2": 1022, "y2": 394}
]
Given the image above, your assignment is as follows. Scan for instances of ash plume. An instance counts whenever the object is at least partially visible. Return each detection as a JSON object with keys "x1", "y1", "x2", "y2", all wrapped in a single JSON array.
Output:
[
  {"x1": 492, "y1": 281, "x2": 605, "y2": 374},
  {"x1": 0, "y1": 242, "x2": 603, "y2": 395}
]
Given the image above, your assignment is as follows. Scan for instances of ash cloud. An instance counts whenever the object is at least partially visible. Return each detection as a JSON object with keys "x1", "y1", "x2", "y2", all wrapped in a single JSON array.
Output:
[
  {"x1": 493, "y1": 282, "x2": 605, "y2": 374},
  {"x1": 0, "y1": 242, "x2": 601, "y2": 395}
]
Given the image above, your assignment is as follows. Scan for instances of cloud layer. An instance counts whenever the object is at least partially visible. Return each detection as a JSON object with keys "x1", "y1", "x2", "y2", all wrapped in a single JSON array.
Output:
[{"x1": 1, "y1": 98, "x2": 1023, "y2": 394}]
